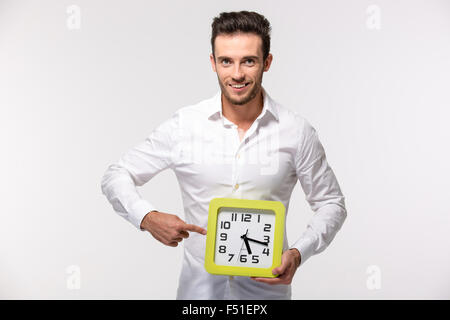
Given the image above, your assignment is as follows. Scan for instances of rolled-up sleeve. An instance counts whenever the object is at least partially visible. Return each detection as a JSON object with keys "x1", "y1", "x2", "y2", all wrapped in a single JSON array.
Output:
[
  {"x1": 101, "y1": 112, "x2": 178, "y2": 230},
  {"x1": 290, "y1": 120, "x2": 347, "y2": 266}
]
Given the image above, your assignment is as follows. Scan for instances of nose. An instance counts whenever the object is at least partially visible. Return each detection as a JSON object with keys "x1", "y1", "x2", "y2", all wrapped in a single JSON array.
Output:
[{"x1": 232, "y1": 65, "x2": 245, "y2": 82}]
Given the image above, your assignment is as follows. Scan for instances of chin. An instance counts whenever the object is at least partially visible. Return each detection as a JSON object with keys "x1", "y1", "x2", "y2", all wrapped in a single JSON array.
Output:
[{"x1": 226, "y1": 92, "x2": 252, "y2": 105}]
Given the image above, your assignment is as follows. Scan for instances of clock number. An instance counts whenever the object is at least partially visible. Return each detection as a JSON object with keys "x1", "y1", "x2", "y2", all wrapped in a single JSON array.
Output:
[
  {"x1": 231, "y1": 213, "x2": 237, "y2": 221},
  {"x1": 219, "y1": 245, "x2": 226, "y2": 253},
  {"x1": 264, "y1": 224, "x2": 271, "y2": 232},
  {"x1": 241, "y1": 214, "x2": 251, "y2": 222},
  {"x1": 258, "y1": 215, "x2": 261, "y2": 223},
  {"x1": 262, "y1": 248, "x2": 270, "y2": 256},
  {"x1": 252, "y1": 255, "x2": 259, "y2": 264},
  {"x1": 264, "y1": 235, "x2": 270, "y2": 242},
  {"x1": 220, "y1": 221, "x2": 231, "y2": 229},
  {"x1": 220, "y1": 233, "x2": 227, "y2": 241},
  {"x1": 228, "y1": 254, "x2": 234, "y2": 262},
  {"x1": 240, "y1": 255, "x2": 247, "y2": 263}
]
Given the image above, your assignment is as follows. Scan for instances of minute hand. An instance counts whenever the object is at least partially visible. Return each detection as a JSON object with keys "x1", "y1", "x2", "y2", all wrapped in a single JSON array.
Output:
[{"x1": 244, "y1": 236, "x2": 269, "y2": 246}]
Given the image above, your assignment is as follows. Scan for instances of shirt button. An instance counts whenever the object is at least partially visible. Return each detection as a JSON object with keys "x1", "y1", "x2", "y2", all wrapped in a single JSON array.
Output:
[{"x1": 234, "y1": 183, "x2": 239, "y2": 190}]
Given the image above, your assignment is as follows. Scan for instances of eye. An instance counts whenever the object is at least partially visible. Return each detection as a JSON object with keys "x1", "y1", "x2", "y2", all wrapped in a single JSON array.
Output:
[
  {"x1": 221, "y1": 59, "x2": 231, "y2": 66},
  {"x1": 244, "y1": 59, "x2": 255, "y2": 65}
]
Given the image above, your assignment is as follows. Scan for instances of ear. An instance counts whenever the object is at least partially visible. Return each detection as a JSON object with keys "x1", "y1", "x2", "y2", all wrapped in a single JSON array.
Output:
[
  {"x1": 263, "y1": 53, "x2": 273, "y2": 72},
  {"x1": 210, "y1": 53, "x2": 217, "y2": 72}
]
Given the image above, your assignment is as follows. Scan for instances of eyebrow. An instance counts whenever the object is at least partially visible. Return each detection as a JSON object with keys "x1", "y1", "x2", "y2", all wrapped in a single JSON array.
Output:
[{"x1": 217, "y1": 55, "x2": 259, "y2": 61}]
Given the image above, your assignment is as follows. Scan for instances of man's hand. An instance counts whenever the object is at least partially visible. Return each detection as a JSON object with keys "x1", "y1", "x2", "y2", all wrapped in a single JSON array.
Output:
[
  {"x1": 251, "y1": 248, "x2": 301, "y2": 285},
  {"x1": 140, "y1": 211, "x2": 207, "y2": 247}
]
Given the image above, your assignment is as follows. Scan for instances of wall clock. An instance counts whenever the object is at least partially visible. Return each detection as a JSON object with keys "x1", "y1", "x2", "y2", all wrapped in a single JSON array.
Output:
[{"x1": 205, "y1": 198, "x2": 285, "y2": 278}]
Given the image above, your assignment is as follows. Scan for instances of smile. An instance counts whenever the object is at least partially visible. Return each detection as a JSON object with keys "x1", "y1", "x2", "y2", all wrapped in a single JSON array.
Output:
[{"x1": 229, "y1": 82, "x2": 250, "y2": 92}]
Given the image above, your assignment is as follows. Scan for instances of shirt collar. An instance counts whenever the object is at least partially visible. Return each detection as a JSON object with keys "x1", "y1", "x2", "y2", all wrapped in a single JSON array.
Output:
[{"x1": 207, "y1": 86, "x2": 279, "y2": 123}]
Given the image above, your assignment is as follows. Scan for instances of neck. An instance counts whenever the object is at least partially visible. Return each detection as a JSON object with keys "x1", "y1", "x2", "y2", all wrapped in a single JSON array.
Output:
[{"x1": 221, "y1": 89, "x2": 264, "y2": 129}]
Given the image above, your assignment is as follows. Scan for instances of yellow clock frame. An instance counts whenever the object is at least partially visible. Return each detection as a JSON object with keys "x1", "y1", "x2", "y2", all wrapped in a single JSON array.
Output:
[{"x1": 205, "y1": 197, "x2": 286, "y2": 278}]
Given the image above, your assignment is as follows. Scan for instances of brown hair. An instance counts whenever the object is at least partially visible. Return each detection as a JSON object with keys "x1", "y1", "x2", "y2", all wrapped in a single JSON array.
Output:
[{"x1": 211, "y1": 11, "x2": 272, "y2": 61}]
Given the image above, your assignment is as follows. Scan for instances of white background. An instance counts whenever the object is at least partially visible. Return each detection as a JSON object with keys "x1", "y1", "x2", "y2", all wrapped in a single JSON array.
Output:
[{"x1": 1, "y1": 0, "x2": 449, "y2": 299}]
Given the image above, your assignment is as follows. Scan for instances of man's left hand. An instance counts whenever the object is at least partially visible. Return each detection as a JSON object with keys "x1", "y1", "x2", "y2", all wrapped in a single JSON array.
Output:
[{"x1": 251, "y1": 248, "x2": 301, "y2": 285}]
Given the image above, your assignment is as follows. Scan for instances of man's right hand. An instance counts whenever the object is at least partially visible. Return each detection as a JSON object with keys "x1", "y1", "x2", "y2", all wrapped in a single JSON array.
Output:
[{"x1": 140, "y1": 211, "x2": 207, "y2": 247}]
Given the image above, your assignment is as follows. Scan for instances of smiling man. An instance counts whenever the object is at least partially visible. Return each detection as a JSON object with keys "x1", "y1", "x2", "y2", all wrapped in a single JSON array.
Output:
[
  {"x1": 101, "y1": 11, "x2": 347, "y2": 299},
  {"x1": 211, "y1": 30, "x2": 271, "y2": 142}
]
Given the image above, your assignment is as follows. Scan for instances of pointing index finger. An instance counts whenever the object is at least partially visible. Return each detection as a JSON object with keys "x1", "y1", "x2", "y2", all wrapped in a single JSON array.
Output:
[{"x1": 183, "y1": 223, "x2": 207, "y2": 235}]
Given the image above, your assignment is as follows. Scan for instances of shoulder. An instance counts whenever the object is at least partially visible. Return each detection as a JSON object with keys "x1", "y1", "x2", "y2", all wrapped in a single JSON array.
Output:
[
  {"x1": 173, "y1": 93, "x2": 218, "y2": 120},
  {"x1": 274, "y1": 101, "x2": 317, "y2": 141},
  {"x1": 160, "y1": 93, "x2": 218, "y2": 141}
]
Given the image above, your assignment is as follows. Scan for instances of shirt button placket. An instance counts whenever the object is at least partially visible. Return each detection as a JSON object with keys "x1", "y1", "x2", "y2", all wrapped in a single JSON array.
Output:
[
  {"x1": 231, "y1": 124, "x2": 247, "y2": 194},
  {"x1": 232, "y1": 147, "x2": 242, "y2": 193}
]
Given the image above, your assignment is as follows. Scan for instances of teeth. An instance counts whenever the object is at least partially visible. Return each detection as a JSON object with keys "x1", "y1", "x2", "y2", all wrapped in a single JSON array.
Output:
[{"x1": 231, "y1": 84, "x2": 246, "y2": 88}]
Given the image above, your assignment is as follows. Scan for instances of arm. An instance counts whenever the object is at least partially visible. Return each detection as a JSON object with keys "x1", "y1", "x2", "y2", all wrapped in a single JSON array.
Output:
[
  {"x1": 100, "y1": 113, "x2": 177, "y2": 229},
  {"x1": 100, "y1": 112, "x2": 206, "y2": 244},
  {"x1": 290, "y1": 119, "x2": 347, "y2": 266},
  {"x1": 253, "y1": 119, "x2": 346, "y2": 285}
]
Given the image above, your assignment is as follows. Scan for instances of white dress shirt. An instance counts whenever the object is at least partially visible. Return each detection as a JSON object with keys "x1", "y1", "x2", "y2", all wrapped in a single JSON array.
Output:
[{"x1": 101, "y1": 87, "x2": 347, "y2": 299}]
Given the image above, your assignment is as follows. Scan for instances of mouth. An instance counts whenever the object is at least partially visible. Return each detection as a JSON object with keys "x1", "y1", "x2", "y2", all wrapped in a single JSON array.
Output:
[{"x1": 229, "y1": 82, "x2": 250, "y2": 93}]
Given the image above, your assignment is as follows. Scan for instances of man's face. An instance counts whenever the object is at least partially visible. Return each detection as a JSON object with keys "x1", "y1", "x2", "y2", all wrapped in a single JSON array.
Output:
[{"x1": 210, "y1": 32, "x2": 272, "y2": 106}]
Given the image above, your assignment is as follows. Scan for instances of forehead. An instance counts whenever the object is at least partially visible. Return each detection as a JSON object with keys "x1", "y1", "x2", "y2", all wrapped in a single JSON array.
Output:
[{"x1": 214, "y1": 32, "x2": 262, "y2": 58}]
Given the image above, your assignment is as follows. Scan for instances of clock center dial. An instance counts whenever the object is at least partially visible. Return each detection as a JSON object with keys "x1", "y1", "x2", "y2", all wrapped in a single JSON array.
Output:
[{"x1": 214, "y1": 207, "x2": 276, "y2": 268}]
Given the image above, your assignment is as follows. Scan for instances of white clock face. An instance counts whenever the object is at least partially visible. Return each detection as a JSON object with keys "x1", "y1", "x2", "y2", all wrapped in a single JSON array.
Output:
[{"x1": 214, "y1": 207, "x2": 275, "y2": 268}]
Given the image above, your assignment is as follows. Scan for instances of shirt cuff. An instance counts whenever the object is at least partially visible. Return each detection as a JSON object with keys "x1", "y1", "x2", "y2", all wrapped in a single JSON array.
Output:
[
  {"x1": 289, "y1": 237, "x2": 316, "y2": 267},
  {"x1": 128, "y1": 199, "x2": 157, "y2": 231}
]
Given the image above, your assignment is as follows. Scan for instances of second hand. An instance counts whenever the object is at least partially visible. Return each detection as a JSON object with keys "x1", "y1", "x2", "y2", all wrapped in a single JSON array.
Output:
[{"x1": 237, "y1": 229, "x2": 249, "y2": 262}]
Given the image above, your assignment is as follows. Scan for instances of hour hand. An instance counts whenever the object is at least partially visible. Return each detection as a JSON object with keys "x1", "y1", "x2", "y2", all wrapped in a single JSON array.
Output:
[
  {"x1": 240, "y1": 233, "x2": 252, "y2": 254},
  {"x1": 243, "y1": 237, "x2": 252, "y2": 254}
]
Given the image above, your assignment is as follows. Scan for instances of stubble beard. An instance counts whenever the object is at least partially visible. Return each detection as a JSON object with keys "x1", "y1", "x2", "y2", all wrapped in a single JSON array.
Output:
[{"x1": 218, "y1": 70, "x2": 264, "y2": 106}]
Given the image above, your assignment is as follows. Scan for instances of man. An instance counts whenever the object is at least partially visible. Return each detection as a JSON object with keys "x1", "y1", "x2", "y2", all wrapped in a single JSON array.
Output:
[{"x1": 101, "y1": 11, "x2": 347, "y2": 299}]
